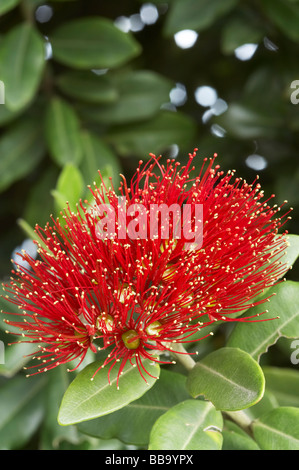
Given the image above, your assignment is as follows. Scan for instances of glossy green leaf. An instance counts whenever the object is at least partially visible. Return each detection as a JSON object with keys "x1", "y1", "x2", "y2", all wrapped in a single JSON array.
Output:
[
  {"x1": 0, "y1": 117, "x2": 45, "y2": 192},
  {"x1": 263, "y1": 366, "x2": 299, "y2": 407},
  {"x1": 243, "y1": 389, "x2": 279, "y2": 420},
  {"x1": 79, "y1": 130, "x2": 121, "y2": 189},
  {"x1": 278, "y1": 234, "x2": 299, "y2": 276},
  {"x1": 56, "y1": 71, "x2": 118, "y2": 104},
  {"x1": 186, "y1": 347, "x2": 265, "y2": 411},
  {"x1": 246, "y1": 233, "x2": 299, "y2": 286},
  {"x1": 149, "y1": 399, "x2": 223, "y2": 450},
  {"x1": 222, "y1": 420, "x2": 260, "y2": 450},
  {"x1": 227, "y1": 281, "x2": 299, "y2": 360},
  {"x1": 257, "y1": 234, "x2": 299, "y2": 284},
  {"x1": 252, "y1": 407, "x2": 299, "y2": 450},
  {"x1": 0, "y1": 374, "x2": 46, "y2": 449},
  {"x1": 58, "y1": 359, "x2": 160, "y2": 425},
  {"x1": 44, "y1": 97, "x2": 82, "y2": 166},
  {"x1": 107, "y1": 110, "x2": 197, "y2": 157},
  {"x1": 50, "y1": 17, "x2": 141, "y2": 69},
  {"x1": 164, "y1": 0, "x2": 239, "y2": 35},
  {"x1": 0, "y1": 0, "x2": 20, "y2": 15},
  {"x1": 260, "y1": 0, "x2": 299, "y2": 43},
  {"x1": 83, "y1": 70, "x2": 174, "y2": 124},
  {"x1": 0, "y1": 23, "x2": 45, "y2": 111},
  {"x1": 77, "y1": 369, "x2": 190, "y2": 446},
  {"x1": 52, "y1": 163, "x2": 84, "y2": 213}
]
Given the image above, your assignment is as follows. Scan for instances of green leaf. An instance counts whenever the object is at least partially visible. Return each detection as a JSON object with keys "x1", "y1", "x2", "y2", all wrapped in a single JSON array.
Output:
[
  {"x1": 0, "y1": 374, "x2": 46, "y2": 449},
  {"x1": 107, "y1": 110, "x2": 197, "y2": 157},
  {"x1": 77, "y1": 369, "x2": 189, "y2": 446},
  {"x1": 16, "y1": 219, "x2": 47, "y2": 253},
  {"x1": 242, "y1": 66, "x2": 287, "y2": 111},
  {"x1": 260, "y1": 0, "x2": 299, "y2": 43},
  {"x1": 249, "y1": 233, "x2": 299, "y2": 285},
  {"x1": 222, "y1": 420, "x2": 260, "y2": 450},
  {"x1": 275, "y1": 170, "x2": 299, "y2": 207},
  {"x1": 58, "y1": 359, "x2": 160, "y2": 426},
  {"x1": 56, "y1": 71, "x2": 118, "y2": 104},
  {"x1": 0, "y1": 284, "x2": 20, "y2": 322},
  {"x1": 214, "y1": 103, "x2": 282, "y2": 139},
  {"x1": 252, "y1": 407, "x2": 299, "y2": 450},
  {"x1": 79, "y1": 130, "x2": 121, "y2": 189},
  {"x1": 83, "y1": 70, "x2": 174, "y2": 125},
  {"x1": 0, "y1": 116, "x2": 45, "y2": 192},
  {"x1": 221, "y1": 16, "x2": 264, "y2": 54},
  {"x1": 40, "y1": 367, "x2": 82, "y2": 450},
  {"x1": 260, "y1": 234, "x2": 299, "y2": 281},
  {"x1": 263, "y1": 366, "x2": 299, "y2": 407},
  {"x1": 246, "y1": 233, "x2": 299, "y2": 305},
  {"x1": 186, "y1": 347, "x2": 265, "y2": 411},
  {"x1": 244, "y1": 389, "x2": 279, "y2": 420},
  {"x1": 164, "y1": 0, "x2": 239, "y2": 36},
  {"x1": 50, "y1": 17, "x2": 141, "y2": 69},
  {"x1": 0, "y1": 340, "x2": 36, "y2": 377},
  {"x1": 227, "y1": 281, "x2": 299, "y2": 360},
  {"x1": 149, "y1": 399, "x2": 223, "y2": 450},
  {"x1": 52, "y1": 163, "x2": 84, "y2": 213},
  {"x1": 44, "y1": 97, "x2": 83, "y2": 166},
  {"x1": 282, "y1": 234, "x2": 299, "y2": 273},
  {"x1": 23, "y1": 166, "x2": 58, "y2": 228},
  {"x1": 0, "y1": 0, "x2": 20, "y2": 16},
  {"x1": 0, "y1": 23, "x2": 45, "y2": 111},
  {"x1": 0, "y1": 102, "x2": 22, "y2": 126}
]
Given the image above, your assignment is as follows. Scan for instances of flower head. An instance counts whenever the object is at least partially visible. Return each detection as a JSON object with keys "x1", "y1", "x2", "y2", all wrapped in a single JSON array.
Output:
[{"x1": 2, "y1": 150, "x2": 290, "y2": 385}]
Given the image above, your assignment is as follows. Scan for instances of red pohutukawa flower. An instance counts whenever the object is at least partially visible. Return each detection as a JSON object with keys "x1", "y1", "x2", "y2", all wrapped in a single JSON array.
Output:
[{"x1": 2, "y1": 150, "x2": 291, "y2": 385}]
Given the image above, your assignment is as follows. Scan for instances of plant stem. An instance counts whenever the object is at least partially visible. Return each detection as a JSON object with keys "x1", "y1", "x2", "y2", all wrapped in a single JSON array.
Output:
[
  {"x1": 223, "y1": 410, "x2": 254, "y2": 438},
  {"x1": 170, "y1": 342, "x2": 197, "y2": 371},
  {"x1": 20, "y1": 0, "x2": 35, "y2": 23}
]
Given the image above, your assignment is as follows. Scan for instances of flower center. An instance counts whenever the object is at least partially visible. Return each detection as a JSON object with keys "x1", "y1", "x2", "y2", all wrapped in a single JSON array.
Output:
[
  {"x1": 145, "y1": 321, "x2": 162, "y2": 336},
  {"x1": 96, "y1": 313, "x2": 114, "y2": 332},
  {"x1": 122, "y1": 329, "x2": 140, "y2": 349},
  {"x1": 162, "y1": 264, "x2": 176, "y2": 281},
  {"x1": 118, "y1": 283, "x2": 135, "y2": 303}
]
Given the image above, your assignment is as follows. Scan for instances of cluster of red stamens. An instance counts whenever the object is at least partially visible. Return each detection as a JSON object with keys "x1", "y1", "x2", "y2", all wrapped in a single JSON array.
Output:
[{"x1": 2, "y1": 150, "x2": 291, "y2": 385}]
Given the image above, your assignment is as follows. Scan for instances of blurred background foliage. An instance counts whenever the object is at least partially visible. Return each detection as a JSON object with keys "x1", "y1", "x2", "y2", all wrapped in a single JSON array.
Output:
[
  {"x1": 1, "y1": 0, "x2": 299, "y2": 277},
  {"x1": 0, "y1": 0, "x2": 299, "y2": 450}
]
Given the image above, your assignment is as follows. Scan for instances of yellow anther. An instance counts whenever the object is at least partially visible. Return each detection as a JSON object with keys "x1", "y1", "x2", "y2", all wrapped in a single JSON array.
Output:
[{"x1": 122, "y1": 330, "x2": 140, "y2": 350}]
